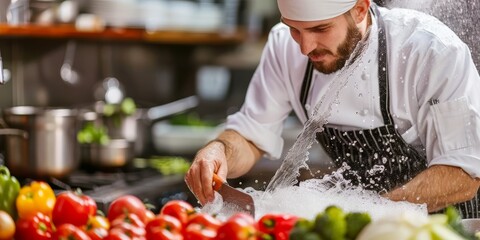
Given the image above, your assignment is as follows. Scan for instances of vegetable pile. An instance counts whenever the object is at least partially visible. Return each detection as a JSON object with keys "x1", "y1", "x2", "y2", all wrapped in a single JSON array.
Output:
[{"x1": 0, "y1": 165, "x2": 477, "y2": 240}]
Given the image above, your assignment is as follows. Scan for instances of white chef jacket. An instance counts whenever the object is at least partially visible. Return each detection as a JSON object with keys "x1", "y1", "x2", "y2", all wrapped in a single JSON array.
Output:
[{"x1": 226, "y1": 6, "x2": 480, "y2": 178}]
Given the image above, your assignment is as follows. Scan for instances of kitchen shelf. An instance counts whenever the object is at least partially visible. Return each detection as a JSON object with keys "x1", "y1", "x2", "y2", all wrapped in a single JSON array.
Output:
[{"x1": 0, "y1": 24, "x2": 247, "y2": 44}]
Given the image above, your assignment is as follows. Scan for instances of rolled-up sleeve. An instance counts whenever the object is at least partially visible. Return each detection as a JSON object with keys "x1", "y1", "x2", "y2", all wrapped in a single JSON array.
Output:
[{"x1": 416, "y1": 39, "x2": 480, "y2": 178}]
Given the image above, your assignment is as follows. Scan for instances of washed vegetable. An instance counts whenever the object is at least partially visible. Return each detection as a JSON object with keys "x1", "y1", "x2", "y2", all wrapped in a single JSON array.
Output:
[
  {"x1": 314, "y1": 205, "x2": 347, "y2": 240},
  {"x1": 109, "y1": 212, "x2": 146, "y2": 239},
  {"x1": 345, "y1": 212, "x2": 371, "y2": 239},
  {"x1": 356, "y1": 210, "x2": 467, "y2": 240},
  {"x1": 184, "y1": 213, "x2": 222, "y2": 240},
  {"x1": 53, "y1": 223, "x2": 91, "y2": 240},
  {"x1": 160, "y1": 200, "x2": 195, "y2": 227},
  {"x1": 258, "y1": 213, "x2": 299, "y2": 240},
  {"x1": 107, "y1": 195, "x2": 148, "y2": 224},
  {"x1": 289, "y1": 218, "x2": 317, "y2": 240},
  {"x1": 216, "y1": 213, "x2": 257, "y2": 240},
  {"x1": 16, "y1": 181, "x2": 56, "y2": 219},
  {"x1": 0, "y1": 165, "x2": 20, "y2": 219},
  {"x1": 84, "y1": 215, "x2": 110, "y2": 240},
  {"x1": 0, "y1": 210, "x2": 15, "y2": 240},
  {"x1": 145, "y1": 214, "x2": 183, "y2": 240},
  {"x1": 52, "y1": 191, "x2": 98, "y2": 227},
  {"x1": 14, "y1": 212, "x2": 54, "y2": 240}
]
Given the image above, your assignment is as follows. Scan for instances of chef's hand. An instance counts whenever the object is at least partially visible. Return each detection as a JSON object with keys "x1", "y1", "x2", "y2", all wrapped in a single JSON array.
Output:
[{"x1": 185, "y1": 140, "x2": 228, "y2": 206}]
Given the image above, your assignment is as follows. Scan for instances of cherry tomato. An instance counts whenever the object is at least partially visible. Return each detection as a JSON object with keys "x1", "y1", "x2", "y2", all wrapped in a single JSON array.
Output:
[
  {"x1": 52, "y1": 191, "x2": 97, "y2": 227},
  {"x1": 107, "y1": 195, "x2": 148, "y2": 224},
  {"x1": 14, "y1": 212, "x2": 54, "y2": 240},
  {"x1": 53, "y1": 224, "x2": 91, "y2": 240},
  {"x1": 216, "y1": 213, "x2": 257, "y2": 240},
  {"x1": 160, "y1": 200, "x2": 195, "y2": 226},
  {"x1": 0, "y1": 210, "x2": 15, "y2": 240},
  {"x1": 145, "y1": 214, "x2": 183, "y2": 240}
]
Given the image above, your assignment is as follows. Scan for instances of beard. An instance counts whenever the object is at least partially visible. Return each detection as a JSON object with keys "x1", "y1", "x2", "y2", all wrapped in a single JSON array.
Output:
[{"x1": 310, "y1": 21, "x2": 363, "y2": 74}]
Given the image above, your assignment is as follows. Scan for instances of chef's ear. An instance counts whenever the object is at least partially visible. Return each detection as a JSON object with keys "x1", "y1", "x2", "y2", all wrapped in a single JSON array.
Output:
[{"x1": 351, "y1": 0, "x2": 371, "y2": 24}]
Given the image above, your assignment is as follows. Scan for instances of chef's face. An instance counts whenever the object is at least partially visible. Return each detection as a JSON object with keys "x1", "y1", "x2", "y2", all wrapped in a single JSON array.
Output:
[{"x1": 282, "y1": 11, "x2": 363, "y2": 74}]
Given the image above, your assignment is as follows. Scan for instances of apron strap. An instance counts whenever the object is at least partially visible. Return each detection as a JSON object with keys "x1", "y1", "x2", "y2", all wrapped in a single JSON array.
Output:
[
  {"x1": 372, "y1": 4, "x2": 394, "y2": 125},
  {"x1": 300, "y1": 61, "x2": 314, "y2": 119}
]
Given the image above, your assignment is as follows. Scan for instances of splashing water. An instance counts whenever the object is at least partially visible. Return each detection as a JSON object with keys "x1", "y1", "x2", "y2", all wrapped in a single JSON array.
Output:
[{"x1": 200, "y1": 166, "x2": 427, "y2": 221}]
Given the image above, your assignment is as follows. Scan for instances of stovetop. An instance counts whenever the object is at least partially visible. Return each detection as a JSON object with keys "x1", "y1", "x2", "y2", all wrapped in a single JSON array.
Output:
[{"x1": 47, "y1": 166, "x2": 193, "y2": 213}]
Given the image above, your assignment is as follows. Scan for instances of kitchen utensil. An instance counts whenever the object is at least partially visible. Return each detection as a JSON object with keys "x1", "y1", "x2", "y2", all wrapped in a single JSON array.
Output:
[
  {"x1": 80, "y1": 138, "x2": 132, "y2": 168},
  {"x1": 1, "y1": 106, "x2": 80, "y2": 178},
  {"x1": 0, "y1": 50, "x2": 4, "y2": 84},
  {"x1": 94, "y1": 44, "x2": 124, "y2": 104},
  {"x1": 60, "y1": 40, "x2": 79, "y2": 84},
  {"x1": 212, "y1": 173, "x2": 255, "y2": 216}
]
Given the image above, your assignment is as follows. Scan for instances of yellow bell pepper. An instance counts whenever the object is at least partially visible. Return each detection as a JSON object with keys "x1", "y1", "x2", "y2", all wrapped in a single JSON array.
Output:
[{"x1": 16, "y1": 181, "x2": 56, "y2": 219}]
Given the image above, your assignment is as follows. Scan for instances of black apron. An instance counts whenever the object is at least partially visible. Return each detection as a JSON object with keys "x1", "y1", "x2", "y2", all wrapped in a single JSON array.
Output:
[{"x1": 299, "y1": 5, "x2": 480, "y2": 218}]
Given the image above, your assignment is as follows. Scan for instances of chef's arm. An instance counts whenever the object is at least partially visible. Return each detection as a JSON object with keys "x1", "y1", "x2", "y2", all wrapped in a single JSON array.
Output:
[
  {"x1": 213, "y1": 129, "x2": 264, "y2": 178},
  {"x1": 383, "y1": 165, "x2": 480, "y2": 212}
]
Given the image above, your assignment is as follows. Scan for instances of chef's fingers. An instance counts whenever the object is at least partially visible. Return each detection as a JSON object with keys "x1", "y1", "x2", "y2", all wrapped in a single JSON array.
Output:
[
  {"x1": 185, "y1": 163, "x2": 207, "y2": 205},
  {"x1": 199, "y1": 160, "x2": 215, "y2": 204}
]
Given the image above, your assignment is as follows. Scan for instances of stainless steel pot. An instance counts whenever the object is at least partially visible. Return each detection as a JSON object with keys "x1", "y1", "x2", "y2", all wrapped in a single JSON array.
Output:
[
  {"x1": 0, "y1": 106, "x2": 80, "y2": 178},
  {"x1": 80, "y1": 139, "x2": 133, "y2": 168}
]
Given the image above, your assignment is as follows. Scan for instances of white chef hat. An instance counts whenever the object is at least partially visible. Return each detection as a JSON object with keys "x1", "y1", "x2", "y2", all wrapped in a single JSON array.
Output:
[{"x1": 277, "y1": 0, "x2": 358, "y2": 21}]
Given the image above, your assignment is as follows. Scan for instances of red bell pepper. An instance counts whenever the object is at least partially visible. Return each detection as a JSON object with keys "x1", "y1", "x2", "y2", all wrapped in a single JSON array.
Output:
[
  {"x1": 14, "y1": 212, "x2": 54, "y2": 240},
  {"x1": 258, "y1": 213, "x2": 299, "y2": 240}
]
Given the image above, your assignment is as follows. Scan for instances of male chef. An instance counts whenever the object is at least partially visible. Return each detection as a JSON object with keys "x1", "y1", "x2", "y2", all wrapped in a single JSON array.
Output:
[{"x1": 185, "y1": 0, "x2": 480, "y2": 218}]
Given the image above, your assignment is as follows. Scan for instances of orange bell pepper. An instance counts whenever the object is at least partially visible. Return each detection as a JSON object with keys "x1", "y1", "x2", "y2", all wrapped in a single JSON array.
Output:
[{"x1": 16, "y1": 181, "x2": 56, "y2": 219}]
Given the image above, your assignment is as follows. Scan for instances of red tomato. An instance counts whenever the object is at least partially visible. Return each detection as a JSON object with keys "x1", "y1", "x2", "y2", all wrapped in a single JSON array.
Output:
[
  {"x1": 145, "y1": 210, "x2": 155, "y2": 224},
  {"x1": 111, "y1": 213, "x2": 145, "y2": 229},
  {"x1": 52, "y1": 191, "x2": 97, "y2": 227},
  {"x1": 107, "y1": 195, "x2": 147, "y2": 224},
  {"x1": 104, "y1": 228, "x2": 131, "y2": 240},
  {"x1": 184, "y1": 223, "x2": 217, "y2": 240},
  {"x1": 111, "y1": 223, "x2": 146, "y2": 238},
  {"x1": 160, "y1": 200, "x2": 195, "y2": 226},
  {"x1": 86, "y1": 227, "x2": 108, "y2": 240},
  {"x1": 187, "y1": 213, "x2": 221, "y2": 230},
  {"x1": 216, "y1": 213, "x2": 257, "y2": 240},
  {"x1": 145, "y1": 214, "x2": 183, "y2": 240},
  {"x1": 53, "y1": 224, "x2": 91, "y2": 240},
  {"x1": 14, "y1": 212, "x2": 54, "y2": 240}
]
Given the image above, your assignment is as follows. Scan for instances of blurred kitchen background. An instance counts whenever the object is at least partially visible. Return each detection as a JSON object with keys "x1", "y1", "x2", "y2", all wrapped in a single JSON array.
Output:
[{"x1": 0, "y1": 0, "x2": 478, "y2": 210}]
